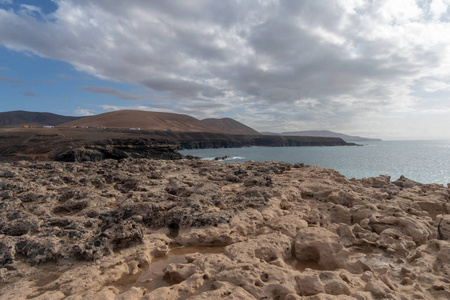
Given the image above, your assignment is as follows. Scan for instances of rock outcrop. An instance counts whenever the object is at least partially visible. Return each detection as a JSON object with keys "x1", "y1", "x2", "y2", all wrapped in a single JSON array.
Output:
[
  {"x1": 55, "y1": 138, "x2": 183, "y2": 162},
  {"x1": 1, "y1": 159, "x2": 449, "y2": 299}
]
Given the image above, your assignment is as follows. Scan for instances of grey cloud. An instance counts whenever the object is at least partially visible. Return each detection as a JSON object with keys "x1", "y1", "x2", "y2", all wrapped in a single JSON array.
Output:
[
  {"x1": 0, "y1": 75, "x2": 23, "y2": 83},
  {"x1": 23, "y1": 90, "x2": 39, "y2": 97},
  {"x1": 37, "y1": 79, "x2": 58, "y2": 83},
  {"x1": 58, "y1": 73, "x2": 77, "y2": 79},
  {"x1": 142, "y1": 78, "x2": 225, "y2": 99},
  {"x1": 78, "y1": 86, "x2": 143, "y2": 101}
]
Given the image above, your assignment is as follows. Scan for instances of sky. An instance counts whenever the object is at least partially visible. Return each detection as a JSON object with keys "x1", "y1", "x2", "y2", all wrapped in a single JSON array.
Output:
[{"x1": 1, "y1": 0, "x2": 450, "y2": 140}]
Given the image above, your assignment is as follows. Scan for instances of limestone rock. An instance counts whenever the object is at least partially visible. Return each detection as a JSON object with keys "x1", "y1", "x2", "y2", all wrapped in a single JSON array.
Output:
[
  {"x1": 225, "y1": 232, "x2": 292, "y2": 263},
  {"x1": 164, "y1": 262, "x2": 200, "y2": 283},
  {"x1": 294, "y1": 227, "x2": 348, "y2": 270},
  {"x1": 188, "y1": 281, "x2": 257, "y2": 299},
  {"x1": 115, "y1": 286, "x2": 146, "y2": 300},
  {"x1": 1, "y1": 159, "x2": 450, "y2": 300},
  {"x1": 364, "y1": 281, "x2": 392, "y2": 298},
  {"x1": 437, "y1": 214, "x2": 450, "y2": 240}
]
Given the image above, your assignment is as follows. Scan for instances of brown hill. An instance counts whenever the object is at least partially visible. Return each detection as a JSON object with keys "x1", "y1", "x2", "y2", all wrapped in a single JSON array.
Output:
[
  {"x1": 60, "y1": 110, "x2": 225, "y2": 133},
  {"x1": 0, "y1": 110, "x2": 82, "y2": 127},
  {"x1": 201, "y1": 118, "x2": 260, "y2": 135}
]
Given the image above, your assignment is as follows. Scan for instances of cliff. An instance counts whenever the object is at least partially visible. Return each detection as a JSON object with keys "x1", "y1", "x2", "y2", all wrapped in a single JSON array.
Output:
[
  {"x1": 55, "y1": 138, "x2": 183, "y2": 162},
  {"x1": 0, "y1": 127, "x2": 354, "y2": 163},
  {"x1": 142, "y1": 131, "x2": 353, "y2": 149}
]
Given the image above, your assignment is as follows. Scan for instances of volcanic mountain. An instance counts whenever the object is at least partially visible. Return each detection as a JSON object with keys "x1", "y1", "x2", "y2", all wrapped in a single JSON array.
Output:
[
  {"x1": 0, "y1": 110, "x2": 81, "y2": 127},
  {"x1": 60, "y1": 110, "x2": 238, "y2": 133},
  {"x1": 201, "y1": 118, "x2": 260, "y2": 135}
]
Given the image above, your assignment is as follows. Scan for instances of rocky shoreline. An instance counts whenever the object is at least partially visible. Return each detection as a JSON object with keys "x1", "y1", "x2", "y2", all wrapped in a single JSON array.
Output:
[
  {"x1": 0, "y1": 128, "x2": 355, "y2": 163},
  {"x1": 1, "y1": 158, "x2": 449, "y2": 299}
]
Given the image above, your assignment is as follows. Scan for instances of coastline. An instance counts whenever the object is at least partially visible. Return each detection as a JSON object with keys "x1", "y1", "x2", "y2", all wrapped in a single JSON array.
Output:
[
  {"x1": 0, "y1": 127, "x2": 354, "y2": 163},
  {"x1": 1, "y1": 158, "x2": 449, "y2": 299},
  {"x1": 180, "y1": 141, "x2": 450, "y2": 186}
]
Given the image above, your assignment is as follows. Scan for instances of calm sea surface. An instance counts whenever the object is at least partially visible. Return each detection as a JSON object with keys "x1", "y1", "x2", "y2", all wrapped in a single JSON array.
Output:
[{"x1": 180, "y1": 140, "x2": 450, "y2": 185}]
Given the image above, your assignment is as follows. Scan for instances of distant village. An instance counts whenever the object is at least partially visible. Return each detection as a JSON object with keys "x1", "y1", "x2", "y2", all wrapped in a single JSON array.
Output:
[
  {"x1": 22, "y1": 125, "x2": 55, "y2": 128},
  {"x1": 22, "y1": 125, "x2": 155, "y2": 131},
  {"x1": 20, "y1": 125, "x2": 175, "y2": 131}
]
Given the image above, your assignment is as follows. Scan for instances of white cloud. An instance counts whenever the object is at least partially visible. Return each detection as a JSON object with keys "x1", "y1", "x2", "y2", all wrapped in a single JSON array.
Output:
[
  {"x1": 98, "y1": 105, "x2": 152, "y2": 112},
  {"x1": 375, "y1": 0, "x2": 423, "y2": 24},
  {"x1": 74, "y1": 107, "x2": 95, "y2": 116},
  {"x1": 430, "y1": 0, "x2": 450, "y2": 20},
  {"x1": 1, "y1": 1, "x2": 450, "y2": 139},
  {"x1": 421, "y1": 79, "x2": 450, "y2": 92}
]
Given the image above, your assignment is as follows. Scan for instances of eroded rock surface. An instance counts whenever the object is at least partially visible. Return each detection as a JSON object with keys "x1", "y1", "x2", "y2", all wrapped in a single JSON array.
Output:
[{"x1": 0, "y1": 159, "x2": 449, "y2": 299}]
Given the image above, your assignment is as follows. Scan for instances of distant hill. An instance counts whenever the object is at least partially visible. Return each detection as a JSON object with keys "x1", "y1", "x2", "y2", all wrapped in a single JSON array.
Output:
[
  {"x1": 1, "y1": 110, "x2": 263, "y2": 135},
  {"x1": 60, "y1": 110, "x2": 230, "y2": 133},
  {"x1": 201, "y1": 118, "x2": 261, "y2": 135},
  {"x1": 0, "y1": 111, "x2": 82, "y2": 127},
  {"x1": 262, "y1": 130, "x2": 381, "y2": 142}
]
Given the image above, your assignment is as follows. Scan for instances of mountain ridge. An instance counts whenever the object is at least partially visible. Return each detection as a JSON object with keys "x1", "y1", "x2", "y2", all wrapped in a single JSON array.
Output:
[
  {"x1": 262, "y1": 130, "x2": 381, "y2": 142},
  {"x1": 0, "y1": 110, "x2": 81, "y2": 127}
]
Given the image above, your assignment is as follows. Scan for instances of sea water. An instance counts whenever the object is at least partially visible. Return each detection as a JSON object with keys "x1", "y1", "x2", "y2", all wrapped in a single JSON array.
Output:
[{"x1": 180, "y1": 140, "x2": 450, "y2": 185}]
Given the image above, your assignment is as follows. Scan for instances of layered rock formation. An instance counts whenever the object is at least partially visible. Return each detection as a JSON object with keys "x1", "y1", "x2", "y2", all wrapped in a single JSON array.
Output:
[
  {"x1": 1, "y1": 159, "x2": 449, "y2": 299},
  {"x1": 55, "y1": 138, "x2": 184, "y2": 162}
]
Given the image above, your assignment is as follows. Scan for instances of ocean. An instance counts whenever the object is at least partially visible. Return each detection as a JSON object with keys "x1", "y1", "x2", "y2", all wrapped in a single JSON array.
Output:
[{"x1": 180, "y1": 140, "x2": 450, "y2": 186}]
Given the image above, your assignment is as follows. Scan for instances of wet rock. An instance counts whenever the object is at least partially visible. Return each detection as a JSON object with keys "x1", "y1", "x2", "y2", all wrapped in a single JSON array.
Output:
[
  {"x1": 164, "y1": 263, "x2": 200, "y2": 283},
  {"x1": 214, "y1": 155, "x2": 230, "y2": 161}
]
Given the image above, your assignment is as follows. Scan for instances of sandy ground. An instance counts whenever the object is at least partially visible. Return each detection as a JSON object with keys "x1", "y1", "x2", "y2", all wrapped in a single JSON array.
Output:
[{"x1": 0, "y1": 158, "x2": 449, "y2": 299}]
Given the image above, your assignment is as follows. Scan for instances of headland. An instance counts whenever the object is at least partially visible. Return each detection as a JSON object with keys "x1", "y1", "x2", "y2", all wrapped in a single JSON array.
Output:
[{"x1": 0, "y1": 127, "x2": 354, "y2": 163}]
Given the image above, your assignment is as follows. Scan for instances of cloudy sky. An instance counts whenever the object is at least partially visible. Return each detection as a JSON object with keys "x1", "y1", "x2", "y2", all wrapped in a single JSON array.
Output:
[{"x1": 1, "y1": 0, "x2": 450, "y2": 140}]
